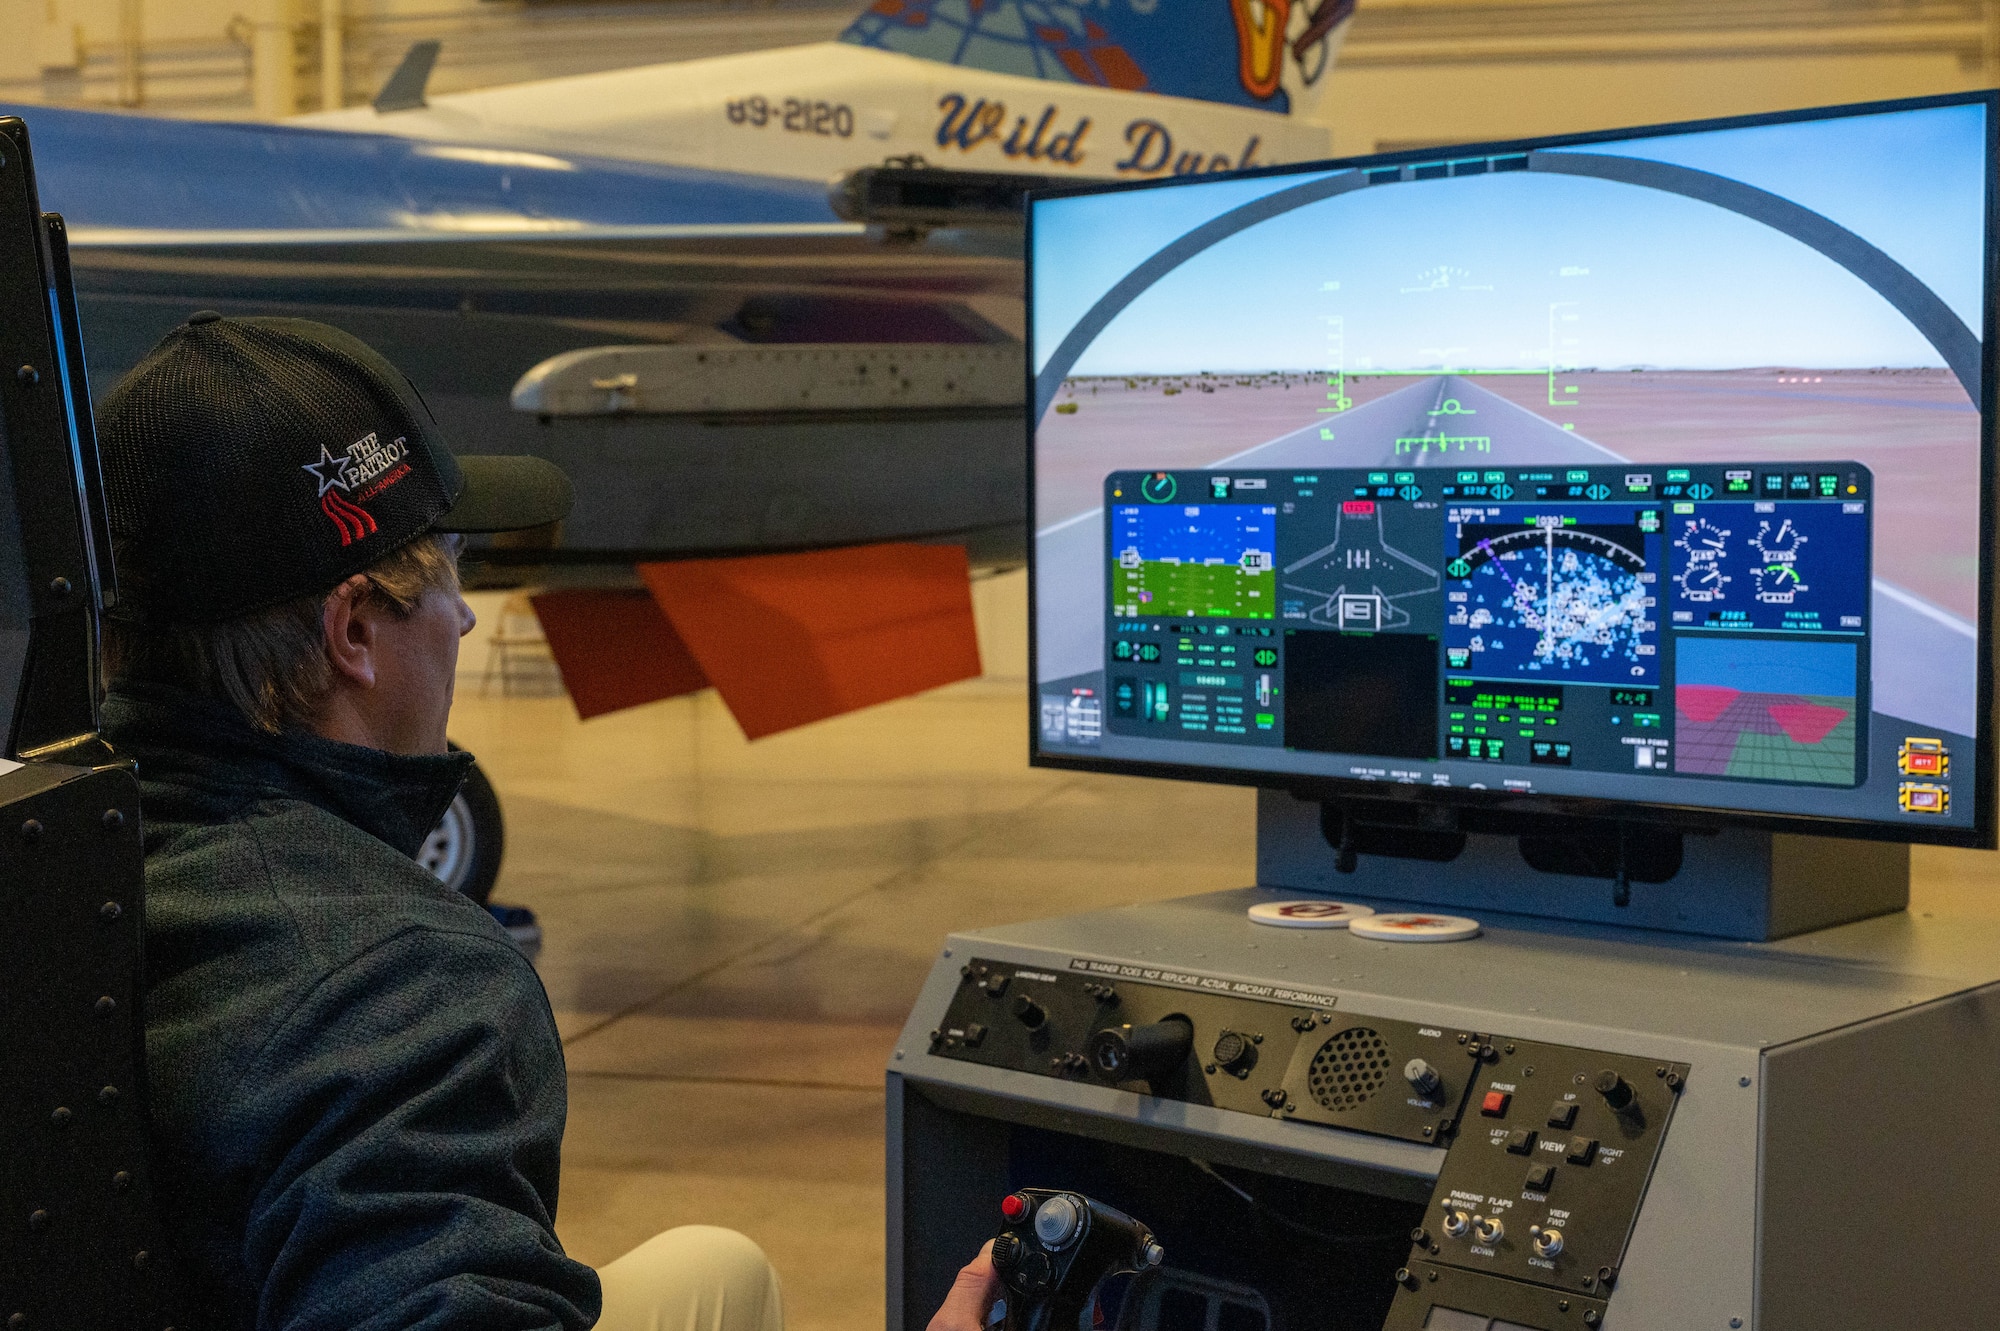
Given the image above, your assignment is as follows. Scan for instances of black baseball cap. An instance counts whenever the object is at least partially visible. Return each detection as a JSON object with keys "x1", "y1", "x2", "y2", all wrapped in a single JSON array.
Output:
[{"x1": 97, "y1": 312, "x2": 572, "y2": 624}]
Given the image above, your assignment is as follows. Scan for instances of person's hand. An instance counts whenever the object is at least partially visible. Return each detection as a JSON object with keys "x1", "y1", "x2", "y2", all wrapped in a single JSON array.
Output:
[{"x1": 928, "y1": 1240, "x2": 1004, "y2": 1331}]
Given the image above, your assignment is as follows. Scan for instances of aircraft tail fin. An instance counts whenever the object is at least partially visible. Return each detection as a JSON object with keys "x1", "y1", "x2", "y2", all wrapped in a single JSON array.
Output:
[
  {"x1": 840, "y1": 0, "x2": 1355, "y2": 119},
  {"x1": 374, "y1": 40, "x2": 441, "y2": 113}
]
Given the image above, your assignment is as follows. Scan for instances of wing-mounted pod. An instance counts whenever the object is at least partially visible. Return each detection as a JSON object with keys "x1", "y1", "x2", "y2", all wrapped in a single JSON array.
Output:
[{"x1": 830, "y1": 160, "x2": 1050, "y2": 233}]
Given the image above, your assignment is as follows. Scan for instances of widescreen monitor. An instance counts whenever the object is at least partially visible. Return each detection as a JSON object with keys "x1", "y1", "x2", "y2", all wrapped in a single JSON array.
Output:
[{"x1": 1029, "y1": 93, "x2": 1998, "y2": 845}]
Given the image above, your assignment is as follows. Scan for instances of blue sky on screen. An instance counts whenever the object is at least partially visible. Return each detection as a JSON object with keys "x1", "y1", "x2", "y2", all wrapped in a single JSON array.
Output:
[
  {"x1": 1546, "y1": 104, "x2": 1986, "y2": 331},
  {"x1": 1034, "y1": 103, "x2": 1986, "y2": 378},
  {"x1": 1030, "y1": 170, "x2": 1345, "y2": 371}
]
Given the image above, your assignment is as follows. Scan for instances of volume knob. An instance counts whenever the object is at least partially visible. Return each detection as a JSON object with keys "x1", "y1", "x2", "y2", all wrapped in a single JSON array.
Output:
[{"x1": 1405, "y1": 1058, "x2": 1442, "y2": 1097}]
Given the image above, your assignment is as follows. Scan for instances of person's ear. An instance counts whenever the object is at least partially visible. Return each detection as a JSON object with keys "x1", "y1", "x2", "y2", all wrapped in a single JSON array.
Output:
[{"x1": 321, "y1": 575, "x2": 381, "y2": 689}]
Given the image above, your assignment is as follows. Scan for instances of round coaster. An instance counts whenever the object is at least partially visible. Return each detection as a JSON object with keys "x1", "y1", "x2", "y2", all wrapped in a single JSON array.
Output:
[
  {"x1": 1348, "y1": 912, "x2": 1482, "y2": 943},
  {"x1": 1247, "y1": 900, "x2": 1376, "y2": 929}
]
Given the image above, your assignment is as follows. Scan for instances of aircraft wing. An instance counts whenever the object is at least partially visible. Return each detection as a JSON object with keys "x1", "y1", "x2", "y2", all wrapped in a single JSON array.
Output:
[
  {"x1": 66, "y1": 225, "x2": 1022, "y2": 345},
  {"x1": 16, "y1": 104, "x2": 1028, "y2": 572}
]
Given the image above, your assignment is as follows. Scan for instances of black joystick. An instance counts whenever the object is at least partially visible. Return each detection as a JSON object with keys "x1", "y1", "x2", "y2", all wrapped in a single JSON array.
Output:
[
  {"x1": 1594, "y1": 1070, "x2": 1635, "y2": 1112},
  {"x1": 1087, "y1": 1017, "x2": 1193, "y2": 1084},
  {"x1": 990, "y1": 1189, "x2": 1163, "y2": 1331}
]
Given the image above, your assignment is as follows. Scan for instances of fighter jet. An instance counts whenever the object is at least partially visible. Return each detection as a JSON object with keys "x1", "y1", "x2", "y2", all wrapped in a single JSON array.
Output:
[
  {"x1": 14, "y1": 0, "x2": 1352, "y2": 573},
  {"x1": 298, "y1": 0, "x2": 1352, "y2": 185}
]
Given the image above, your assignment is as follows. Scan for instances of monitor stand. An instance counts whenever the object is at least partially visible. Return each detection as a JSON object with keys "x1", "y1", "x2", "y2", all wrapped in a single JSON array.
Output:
[{"x1": 1255, "y1": 789, "x2": 1908, "y2": 941}]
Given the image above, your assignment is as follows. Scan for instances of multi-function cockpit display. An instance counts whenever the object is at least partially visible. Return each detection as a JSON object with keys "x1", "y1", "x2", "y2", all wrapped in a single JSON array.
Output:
[
  {"x1": 1031, "y1": 97, "x2": 1992, "y2": 836},
  {"x1": 1101, "y1": 462, "x2": 1876, "y2": 795}
]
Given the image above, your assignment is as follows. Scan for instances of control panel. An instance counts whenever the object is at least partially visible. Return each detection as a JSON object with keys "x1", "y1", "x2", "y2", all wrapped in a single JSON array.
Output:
[
  {"x1": 930, "y1": 958, "x2": 1477, "y2": 1144},
  {"x1": 927, "y1": 960, "x2": 1686, "y2": 1329},
  {"x1": 1386, "y1": 1041, "x2": 1687, "y2": 1329}
]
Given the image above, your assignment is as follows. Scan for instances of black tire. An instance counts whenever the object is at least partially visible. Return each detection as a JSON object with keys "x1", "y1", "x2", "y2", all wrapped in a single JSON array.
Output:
[{"x1": 418, "y1": 750, "x2": 506, "y2": 904}]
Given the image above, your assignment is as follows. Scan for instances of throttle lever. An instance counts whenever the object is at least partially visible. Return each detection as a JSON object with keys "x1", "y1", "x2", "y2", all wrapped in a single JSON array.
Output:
[{"x1": 990, "y1": 1189, "x2": 1163, "y2": 1331}]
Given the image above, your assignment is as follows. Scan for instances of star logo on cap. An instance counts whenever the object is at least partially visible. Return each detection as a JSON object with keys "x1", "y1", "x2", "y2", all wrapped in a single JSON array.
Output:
[{"x1": 301, "y1": 444, "x2": 352, "y2": 496}]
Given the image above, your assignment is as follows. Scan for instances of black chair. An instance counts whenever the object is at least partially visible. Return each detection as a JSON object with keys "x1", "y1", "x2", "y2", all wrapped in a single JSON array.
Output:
[{"x1": 0, "y1": 118, "x2": 184, "y2": 1330}]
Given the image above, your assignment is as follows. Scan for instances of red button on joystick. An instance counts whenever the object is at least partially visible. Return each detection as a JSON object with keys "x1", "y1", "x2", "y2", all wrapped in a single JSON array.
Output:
[{"x1": 1000, "y1": 1193, "x2": 1030, "y2": 1222}]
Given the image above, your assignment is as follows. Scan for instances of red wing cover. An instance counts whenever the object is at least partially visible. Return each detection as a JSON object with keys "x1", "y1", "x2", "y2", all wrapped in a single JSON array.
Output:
[
  {"x1": 530, "y1": 587, "x2": 709, "y2": 720},
  {"x1": 638, "y1": 543, "x2": 981, "y2": 739}
]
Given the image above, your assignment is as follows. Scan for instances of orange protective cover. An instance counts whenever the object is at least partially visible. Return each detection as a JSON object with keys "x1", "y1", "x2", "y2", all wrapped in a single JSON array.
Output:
[
  {"x1": 638, "y1": 543, "x2": 981, "y2": 739},
  {"x1": 530, "y1": 586, "x2": 709, "y2": 720}
]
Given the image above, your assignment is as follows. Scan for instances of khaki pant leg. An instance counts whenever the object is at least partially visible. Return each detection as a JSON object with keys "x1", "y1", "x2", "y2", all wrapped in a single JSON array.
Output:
[{"x1": 594, "y1": 1225, "x2": 786, "y2": 1331}]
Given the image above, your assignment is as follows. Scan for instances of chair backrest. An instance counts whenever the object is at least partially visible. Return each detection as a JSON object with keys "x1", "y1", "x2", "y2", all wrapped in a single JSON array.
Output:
[
  {"x1": 0, "y1": 116, "x2": 187, "y2": 1329},
  {"x1": 0, "y1": 761, "x2": 184, "y2": 1328}
]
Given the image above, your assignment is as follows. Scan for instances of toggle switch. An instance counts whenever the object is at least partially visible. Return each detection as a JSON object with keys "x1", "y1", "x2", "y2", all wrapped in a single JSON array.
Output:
[
  {"x1": 1441, "y1": 1208, "x2": 1472, "y2": 1239},
  {"x1": 1530, "y1": 1225, "x2": 1564, "y2": 1258},
  {"x1": 1471, "y1": 1215, "x2": 1505, "y2": 1245}
]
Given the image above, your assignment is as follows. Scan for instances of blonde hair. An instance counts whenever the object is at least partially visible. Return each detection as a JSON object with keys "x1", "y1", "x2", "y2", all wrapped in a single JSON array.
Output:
[{"x1": 104, "y1": 534, "x2": 460, "y2": 734}]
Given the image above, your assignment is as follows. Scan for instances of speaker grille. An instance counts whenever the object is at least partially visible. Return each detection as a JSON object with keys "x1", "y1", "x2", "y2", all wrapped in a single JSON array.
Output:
[{"x1": 1307, "y1": 1027, "x2": 1389, "y2": 1112}]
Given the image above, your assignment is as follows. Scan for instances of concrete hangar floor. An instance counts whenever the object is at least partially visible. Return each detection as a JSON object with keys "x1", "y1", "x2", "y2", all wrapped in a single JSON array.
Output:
[{"x1": 447, "y1": 571, "x2": 2000, "y2": 1331}]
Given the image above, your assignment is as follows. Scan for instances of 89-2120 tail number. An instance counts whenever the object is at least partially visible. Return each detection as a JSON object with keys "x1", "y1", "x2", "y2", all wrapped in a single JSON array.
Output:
[{"x1": 726, "y1": 97, "x2": 855, "y2": 137}]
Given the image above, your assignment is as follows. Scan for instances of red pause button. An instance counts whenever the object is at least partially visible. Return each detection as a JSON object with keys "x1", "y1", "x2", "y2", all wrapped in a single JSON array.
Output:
[
  {"x1": 1001, "y1": 1193, "x2": 1030, "y2": 1222},
  {"x1": 1480, "y1": 1091, "x2": 1511, "y2": 1117}
]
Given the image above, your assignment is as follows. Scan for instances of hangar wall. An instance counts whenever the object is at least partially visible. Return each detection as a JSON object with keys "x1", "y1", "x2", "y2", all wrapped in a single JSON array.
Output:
[{"x1": 1326, "y1": 47, "x2": 1995, "y2": 156}]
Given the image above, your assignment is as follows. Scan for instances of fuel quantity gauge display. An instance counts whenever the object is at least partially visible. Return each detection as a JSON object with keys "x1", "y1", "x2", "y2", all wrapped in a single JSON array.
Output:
[{"x1": 1672, "y1": 517, "x2": 1731, "y2": 602}]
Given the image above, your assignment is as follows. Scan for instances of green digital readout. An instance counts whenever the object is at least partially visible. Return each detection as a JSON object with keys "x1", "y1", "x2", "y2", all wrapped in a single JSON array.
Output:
[{"x1": 1444, "y1": 679, "x2": 1563, "y2": 713}]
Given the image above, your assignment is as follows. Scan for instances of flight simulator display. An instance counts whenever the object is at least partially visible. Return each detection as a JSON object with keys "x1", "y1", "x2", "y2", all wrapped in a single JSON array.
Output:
[{"x1": 1031, "y1": 95, "x2": 1995, "y2": 839}]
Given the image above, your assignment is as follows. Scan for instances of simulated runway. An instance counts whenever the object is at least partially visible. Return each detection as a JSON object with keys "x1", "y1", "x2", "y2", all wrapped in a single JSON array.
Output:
[
  {"x1": 1212, "y1": 374, "x2": 1620, "y2": 471},
  {"x1": 1036, "y1": 375, "x2": 1974, "y2": 739}
]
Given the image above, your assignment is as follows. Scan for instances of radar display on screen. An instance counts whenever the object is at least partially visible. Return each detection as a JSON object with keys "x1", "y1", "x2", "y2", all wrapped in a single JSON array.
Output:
[{"x1": 1031, "y1": 95, "x2": 1993, "y2": 838}]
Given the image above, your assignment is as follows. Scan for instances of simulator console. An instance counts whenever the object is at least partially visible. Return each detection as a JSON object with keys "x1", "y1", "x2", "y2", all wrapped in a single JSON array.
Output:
[{"x1": 893, "y1": 92, "x2": 2000, "y2": 1331}]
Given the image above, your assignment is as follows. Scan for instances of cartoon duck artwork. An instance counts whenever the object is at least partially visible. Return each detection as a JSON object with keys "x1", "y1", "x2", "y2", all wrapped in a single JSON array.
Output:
[
  {"x1": 1231, "y1": 0, "x2": 1291, "y2": 100},
  {"x1": 845, "y1": 0, "x2": 1356, "y2": 114}
]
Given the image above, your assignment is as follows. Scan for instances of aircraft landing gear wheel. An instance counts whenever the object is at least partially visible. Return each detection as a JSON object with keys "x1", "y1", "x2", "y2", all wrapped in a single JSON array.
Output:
[{"x1": 420, "y1": 753, "x2": 505, "y2": 904}]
